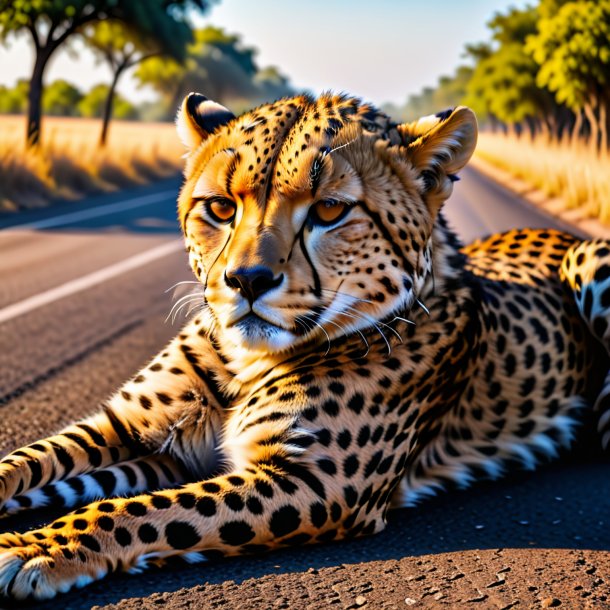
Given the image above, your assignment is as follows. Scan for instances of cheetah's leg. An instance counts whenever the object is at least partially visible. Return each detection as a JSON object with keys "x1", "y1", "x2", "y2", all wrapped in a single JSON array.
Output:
[
  {"x1": 561, "y1": 239, "x2": 610, "y2": 447},
  {"x1": 0, "y1": 458, "x2": 358, "y2": 600},
  {"x1": 1, "y1": 455, "x2": 188, "y2": 518},
  {"x1": 0, "y1": 319, "x2": 229, "y2": 513}
]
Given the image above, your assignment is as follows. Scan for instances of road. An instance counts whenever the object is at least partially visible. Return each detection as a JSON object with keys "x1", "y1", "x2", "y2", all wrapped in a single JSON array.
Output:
[{"x1": 0, "y1": 168, "x2": 608, "y2": 609}]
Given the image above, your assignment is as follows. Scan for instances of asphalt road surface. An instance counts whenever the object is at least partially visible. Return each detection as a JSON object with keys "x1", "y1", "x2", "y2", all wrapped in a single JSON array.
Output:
[{"x1": 0, "y1": 169, "x2": 608, "y2": 610}]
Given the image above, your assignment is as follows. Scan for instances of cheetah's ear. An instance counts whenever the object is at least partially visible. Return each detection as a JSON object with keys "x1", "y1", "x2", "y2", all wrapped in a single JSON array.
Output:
[
  {"x1": 400, "y1": 106, "x2": 478, "y2": 176},
  {"x1": 397, "y1": 106, "x2": 477, "y2": 215},
  {"x1": 176, "y1": 92, "x2": 236, "y2": 150}
]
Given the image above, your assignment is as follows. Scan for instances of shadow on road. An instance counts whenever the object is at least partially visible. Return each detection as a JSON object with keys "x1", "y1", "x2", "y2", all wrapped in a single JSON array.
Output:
[{"x1": 0, "y1": 177, "x2": 183, "y2": 236}]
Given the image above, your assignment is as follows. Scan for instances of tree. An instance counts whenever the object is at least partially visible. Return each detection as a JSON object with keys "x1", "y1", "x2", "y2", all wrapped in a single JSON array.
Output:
[
  {"x1": 43, "y1": 79, "x2": 82, "y2": 116},
  {"x1": 82, "y1": 20, "x2": 159, "y2": 146},
  {"x1": 463, "y1": 6, "x2": 559, "y2": 136},
  {"x1": 135, "y1": 26, "x2": 293, "y2": 117},
  {"x1": 78, "y1": 84, "x2": 137, "y2": 120},
  {"x1": 527, "y1": 0, "x2": 610, "y2": 152},
  {"x1": 433, "y1": 66, "x2": 473, "y2": 112},
  {"x1": 0, "y1": 0, "x2": 211, "y2": 146},
  {"x1": 254, "y1": 66, "x2": 293, "y2": 101}
]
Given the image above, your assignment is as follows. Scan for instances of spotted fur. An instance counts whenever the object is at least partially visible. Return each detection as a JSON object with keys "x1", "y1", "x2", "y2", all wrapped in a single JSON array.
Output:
[{"x1": 0, "y1": 93, "x2": 608, "y2": 600}]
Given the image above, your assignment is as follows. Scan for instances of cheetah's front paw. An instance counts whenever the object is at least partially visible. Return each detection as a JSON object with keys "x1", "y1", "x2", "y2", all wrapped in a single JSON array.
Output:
[{"x1": 0, "y1": 531, "x2": 109, "y2": 600}]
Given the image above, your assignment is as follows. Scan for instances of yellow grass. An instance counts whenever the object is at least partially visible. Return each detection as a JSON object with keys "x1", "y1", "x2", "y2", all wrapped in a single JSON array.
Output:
[
  {"x1": 0, "y1": 116, "x2": 184, "y2": 212},
  {"x1": 474, "y1": 131, "x2": 610, "y2": 224}
]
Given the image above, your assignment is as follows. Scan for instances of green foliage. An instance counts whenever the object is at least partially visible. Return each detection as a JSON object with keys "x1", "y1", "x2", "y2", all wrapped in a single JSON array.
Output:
[
  {"x1": 382, "y1": 66, "x2": 473, "y2": 124},
  {"x1": 254, "y1": 66, "x2": 294, "y2": 101},
  {"x1": 83, "y1": 19, "x2": 155, "y2": 68},
  {"x1": 77, "y1": 84, "x2": 137, "y2": 119},
  {"x1": 0, "y1": 0, "x2": 213, "y2": 144},
  {"x1": 462, "y1": 5, "x2": 557, "y2": 124},
  {"x1": 0, "y1": 80, "x2": 28, "y2": 114},
  {"x1": 198, "y1": 25, "x2": 257, "y2": 76},
  {"x1": 527, "y1": 0, "x2": 610, "y2": 111},
  {"x1": 42, "y1": 79, "x2": 82, "y2": 116},
  {"x1": 391, "y1": 1, "x2": 600, "y2": 138},
  {"x1": 135, "y1": 26, "x2": 293, "y2": 117},
  {"x1": 0, "y1": 0, "x2": 212, "y2": 60}
]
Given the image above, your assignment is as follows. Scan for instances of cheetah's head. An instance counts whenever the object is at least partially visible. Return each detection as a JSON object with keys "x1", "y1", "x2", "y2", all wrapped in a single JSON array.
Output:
[{"x1": 176, "y1": 93, "x2": 477, "y2": 358}]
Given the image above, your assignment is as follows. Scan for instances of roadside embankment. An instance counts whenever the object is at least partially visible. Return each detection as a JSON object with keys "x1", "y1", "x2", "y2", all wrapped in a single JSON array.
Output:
[
  {"x1": 0, "y1": 115, "x2": 183, "y2": 213},
  {"x1": 472, "y1": 132, "x2": 610, "y2": 239}
]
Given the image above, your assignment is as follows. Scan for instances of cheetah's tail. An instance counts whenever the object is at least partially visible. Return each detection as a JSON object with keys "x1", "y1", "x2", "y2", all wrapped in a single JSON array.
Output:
[{"x1": 561, "y1": 239, "x2": 610, "y2": 448}]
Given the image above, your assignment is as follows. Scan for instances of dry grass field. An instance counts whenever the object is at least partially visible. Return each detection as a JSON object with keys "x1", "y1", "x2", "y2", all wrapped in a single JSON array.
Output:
[
  {"x1": 0, "y1": 116, "x2": 184, "y2": 212},
  {"x1": 3, "y1": 116, "x2": 609, "y2": 226},
  {"x1": 475, "y1": 131, "x2": 610, "y2": 224}
]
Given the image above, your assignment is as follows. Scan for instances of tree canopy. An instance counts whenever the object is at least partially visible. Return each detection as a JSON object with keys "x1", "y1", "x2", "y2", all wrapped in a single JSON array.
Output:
[
  {"x1": 135, "y1": 26, "x2": 293, "y2": 117},
  {"x1": 388, "y1": 0, "x2": 610, "y2": 153},
  {"x1": 82, "y1": 19, "x2": 164, "y2": 145},
  {"x1": 527, "y1": 0, "x2": 610, "y2": 150},
  {"x1": 0, "y1": 0, "x2": 213, "y2": 144}
]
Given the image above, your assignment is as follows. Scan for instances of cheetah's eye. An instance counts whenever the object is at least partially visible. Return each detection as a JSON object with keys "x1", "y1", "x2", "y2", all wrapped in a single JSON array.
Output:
[
  {"x1": 309, "y1": 199, "x2": 349, "y2": 226},
  {"x1": 205, "y1": 198, "x2": 237, "y2": 224}
]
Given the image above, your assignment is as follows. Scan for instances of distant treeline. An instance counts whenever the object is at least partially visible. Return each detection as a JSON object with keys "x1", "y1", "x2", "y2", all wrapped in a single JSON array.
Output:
[
  {"x1": 0, "y1": 1, "x2": 293, "y2": 147},
  {"x1": 0, "y1": 80, "x2": 140, "y2": 120},
  {"x1": 383, "y1": 0, "x2": 610, "y2": 155},
  {"x1": 0, "y1": 26, "x2": 294, "y2": 124}
]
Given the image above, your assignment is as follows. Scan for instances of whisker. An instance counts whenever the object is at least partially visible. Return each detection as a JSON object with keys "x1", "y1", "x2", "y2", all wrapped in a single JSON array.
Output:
[
  {"x1": 322, "y1": 304, "x2": 391, "y2": 355},
  {"x1": 392, "y1": 316, "x2": 416, "y2": 326},
  {"x1": 336, "y1": 302, "x2": 403, "y2": 343},
  {"x1": 320, "y1": 287, "x2": 416, "y2": 326},
  {"x1": 165, "y1": 280, "x2": 200, "y2": 294},
  {"x1": 170, "y1": 292, "x2": 202, "y2": 308},
  {"x1": 166, "y1": 294, "x2": 204, "y2": 324},
  {"x1": 321, "y1": 308, "x2": 370, "y2": 356},
  {"x1": 185, "y1": 300, "x2": 208, "y2": 318},
  {"x1": 300, "y1": 314, "x2": 332, "y2": 356},
  {"x1": 329, "y1": 137, "x2": 357, "y2": 155},
  {"x1": 170, "y1": 301, "x2": 198, "y2": 324},
  {"x1": 416, "y1": 299, "x2": 430, "y2": 316},
  {"x1": 320, "y1": 288, "x2": 374, "y2": 305}
]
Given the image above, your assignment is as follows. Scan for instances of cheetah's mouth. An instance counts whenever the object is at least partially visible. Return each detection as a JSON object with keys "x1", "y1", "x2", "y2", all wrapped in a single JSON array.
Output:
[
  {"x1": 232, "y1": 313, "x2": 289, "y2": 338},
  {"x1": 224, "y1": 310, "x2": 309, "y2": 353}
]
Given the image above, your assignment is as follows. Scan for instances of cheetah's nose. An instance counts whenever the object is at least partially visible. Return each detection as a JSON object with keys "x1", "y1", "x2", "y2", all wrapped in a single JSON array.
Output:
[{"x1": 224, "y1": 266, "x2": 283, "y2": 304}]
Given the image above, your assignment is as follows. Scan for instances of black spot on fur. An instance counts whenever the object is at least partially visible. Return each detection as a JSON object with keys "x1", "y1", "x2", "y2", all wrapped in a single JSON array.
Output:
[
  {"x1": 166, "y1": 521, "x2": 201, "y2": 550},
  {"x1": 269, "y1": 505, "x2": 301, "y2": 537},
  {"x1": 126, "y1": 501, "x2": 147, "y2": 516},
  {"x1": 219, "y1": 520, "x2": 256, "y2": 545},
  {"x1": 196, "y1": 496, "x2": 217, "y2": 516},
  {"x1": 78, "y1": 534, "x2": 101, "y2": 552},
  {"x1": 114, "y1": 527, "x2": 132, "y2": 547},
  {"x1": 151, "y1": 495, "x2": 172, "y2": 510},
  {"x1": 138, "y1": 524, "x2": 159, "y2": 544}
]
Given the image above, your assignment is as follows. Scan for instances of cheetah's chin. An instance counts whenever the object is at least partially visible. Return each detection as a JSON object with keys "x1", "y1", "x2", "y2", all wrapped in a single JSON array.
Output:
[{"x1": 226, "y1": 313, "x2": 299, "y2": 353}]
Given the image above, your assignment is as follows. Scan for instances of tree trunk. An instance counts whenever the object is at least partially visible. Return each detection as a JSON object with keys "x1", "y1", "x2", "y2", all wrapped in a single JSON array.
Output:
[
  {"x1": 600, "y1": 102, "x2": 608, "y2": 157},
  {"x1": 583, "y1": 101, "x2": 599, "y2": 155},
  {"x1": 26, "y1": 49, "x2": 51, "y2": 147},
  {"x1": 570, "y1": 110, "x2": 584, "y2": 148},
  {"x1": 544, "y1": 113, "x2": 556, "y2": 144},
  {"x1": 99, "y1": 65, "x2": 124, "y2": 148}
]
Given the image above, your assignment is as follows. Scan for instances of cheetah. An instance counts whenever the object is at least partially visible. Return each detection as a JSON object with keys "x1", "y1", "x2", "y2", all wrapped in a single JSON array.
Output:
[{"x1": 0, "y1": 92, "x2": 609, "y2": 600}]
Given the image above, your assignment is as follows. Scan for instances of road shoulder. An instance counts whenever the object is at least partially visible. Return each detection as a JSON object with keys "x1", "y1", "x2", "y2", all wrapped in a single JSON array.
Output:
[{"x1": 470, "y1": 155, "x2": 610, "y2": 239}]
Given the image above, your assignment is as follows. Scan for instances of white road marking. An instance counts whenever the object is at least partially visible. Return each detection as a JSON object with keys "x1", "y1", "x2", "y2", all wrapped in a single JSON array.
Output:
[
  {"x1": 1, "y1": 190, "x2": 177, "y2": 231},
  {"x1": 0, "y1": 240, "x2": 184, "y2": 324}
]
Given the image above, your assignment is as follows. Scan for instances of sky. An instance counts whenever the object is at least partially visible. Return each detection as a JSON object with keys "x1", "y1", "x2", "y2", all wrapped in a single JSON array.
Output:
[{"x1": 0, "y1": 0, "x2": 528, "y2": 107}]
